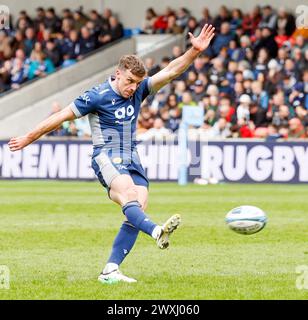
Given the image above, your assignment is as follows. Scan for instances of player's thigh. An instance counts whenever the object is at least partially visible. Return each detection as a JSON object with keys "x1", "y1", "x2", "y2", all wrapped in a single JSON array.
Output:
[
  {"x1": 135, "y1": 185, "x2": 148, "y2": 211},
  {"x1": 109, "y1": 174, "x2": 139, "y2": 206}
]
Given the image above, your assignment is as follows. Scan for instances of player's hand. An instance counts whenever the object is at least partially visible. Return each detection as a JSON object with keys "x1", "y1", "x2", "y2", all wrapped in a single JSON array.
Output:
[
  {"x1": 8, "y1": 135, "x2": 32, "y2": 152},
  {"x1": 188, "y1": 24, "x2": 215, "y2": 53}
]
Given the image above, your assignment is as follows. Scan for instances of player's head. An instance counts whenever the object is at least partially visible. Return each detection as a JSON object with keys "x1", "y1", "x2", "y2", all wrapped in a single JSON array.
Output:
[{"x1": 115, "y1": 55, "x2": 147, "y2": 98}]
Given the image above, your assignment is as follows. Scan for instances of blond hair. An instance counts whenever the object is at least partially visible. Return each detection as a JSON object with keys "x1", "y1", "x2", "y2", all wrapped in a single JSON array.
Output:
[{"x1": 118, "y1": 55, "x2": 146, "y2": 77}]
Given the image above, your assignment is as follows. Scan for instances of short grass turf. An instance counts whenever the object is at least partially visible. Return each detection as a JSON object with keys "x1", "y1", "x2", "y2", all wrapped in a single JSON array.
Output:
[{"x1": 0, "y1": 180, "x2": 308, "y2": 300}]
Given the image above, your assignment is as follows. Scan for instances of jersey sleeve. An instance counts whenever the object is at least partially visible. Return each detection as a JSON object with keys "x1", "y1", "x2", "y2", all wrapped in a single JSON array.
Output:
[
  {"x1": 69, "y1": 88, "x2": 99, "y2": 118},
  {"x1": 137, "y1": 77, "x2": 155, "y2": 102}
]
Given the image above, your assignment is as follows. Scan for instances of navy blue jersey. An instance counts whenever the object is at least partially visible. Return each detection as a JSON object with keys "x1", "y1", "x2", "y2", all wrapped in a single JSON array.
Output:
[{"x1": 70, "y1": 76, "x2": 153, "y2": 152}]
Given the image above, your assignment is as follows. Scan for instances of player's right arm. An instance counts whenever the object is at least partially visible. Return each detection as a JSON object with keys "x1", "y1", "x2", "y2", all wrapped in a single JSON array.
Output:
[
  {"x1": 8, "y1": 106, "x2": 76, "y2": 151},
  {"x1": 9, "y1": 86, "x2": 99, "y2": 152}
]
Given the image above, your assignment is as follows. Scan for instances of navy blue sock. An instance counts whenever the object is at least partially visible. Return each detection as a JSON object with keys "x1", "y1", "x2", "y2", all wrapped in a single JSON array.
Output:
[
  {"x1": 107, "y1": 221, "x2": 139, "y2": 266},
  {"x1": 122, "y1": 201, "x2": 157, "y2": 236}
]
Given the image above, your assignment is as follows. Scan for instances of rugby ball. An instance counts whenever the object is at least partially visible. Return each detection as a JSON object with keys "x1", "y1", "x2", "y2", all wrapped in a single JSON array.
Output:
[{"x1": 226, "y1": 205, "x2": 267, "y2": 235}]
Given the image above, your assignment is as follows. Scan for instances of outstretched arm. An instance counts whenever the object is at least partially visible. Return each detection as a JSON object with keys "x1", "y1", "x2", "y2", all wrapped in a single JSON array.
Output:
[
  {"x1": 8, "y1": 106, "x2": 76, "y2": 151},
  {"x1": 150, "y1": 24, "x2": 215, "y2": 92}
]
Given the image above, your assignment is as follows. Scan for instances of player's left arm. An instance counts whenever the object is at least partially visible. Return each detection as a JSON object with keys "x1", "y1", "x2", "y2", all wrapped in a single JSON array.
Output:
[{"x1": 150, "y1": 24, "x2": 215, "y2": 93}]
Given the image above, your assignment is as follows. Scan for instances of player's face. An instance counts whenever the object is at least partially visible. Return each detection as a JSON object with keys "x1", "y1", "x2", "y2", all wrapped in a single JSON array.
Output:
[{"x1": 116, "y1": 69, "x2": 144, "y2": 98}]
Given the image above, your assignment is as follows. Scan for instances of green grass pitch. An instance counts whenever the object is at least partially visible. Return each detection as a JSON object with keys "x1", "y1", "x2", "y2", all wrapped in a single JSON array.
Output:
[{"x1": 0, "y1": 180, "x2": 308, "y2": 300}]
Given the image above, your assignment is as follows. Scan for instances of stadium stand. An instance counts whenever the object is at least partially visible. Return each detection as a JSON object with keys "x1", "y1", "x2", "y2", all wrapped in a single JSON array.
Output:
[
  {"x1": 1, "y1": 5, "x2": 307, "y2": 139},
  {"x1": 0, "y1": 7, "x2": 124, "y2": 93}
]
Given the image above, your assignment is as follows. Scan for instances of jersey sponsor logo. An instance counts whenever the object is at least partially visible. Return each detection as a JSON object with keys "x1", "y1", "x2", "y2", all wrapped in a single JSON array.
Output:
[{"x1": 114, "y1": 105, "x2": 135, "y2": 120}]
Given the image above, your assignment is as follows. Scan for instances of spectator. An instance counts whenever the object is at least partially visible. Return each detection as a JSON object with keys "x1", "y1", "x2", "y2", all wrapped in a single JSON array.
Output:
[
  {"x1": 176, "y1": 8, "x2": 191, "y2": 29},
  {"x1": 61, "y1": 17, "x2": 74, "y2": 38},
  {"x1": 138, "y1": 117, "x2": 171, "y2": 141},
  {"x1": 10, "y1": 30, "x2": 25, "y2": 55},
  {"x1": 295, "y1": 106, "x2": 308, "y2": 127},
  {"x1": 242, "y1": 6, "x2": 261, "y2": 35},
  {"x1": 166, "y1": 107, "x2": 182, "y2": 132},
  {"x1": 179, "y1": 91, "x2": 198, "y2": 108},
  {"x1": 138, "y1": 105, "x2": 155, "y2": 134},
  {"x1": 28, "y1": 52, "x2": 55, "y2": 79},
  {"x1": 101, "y1": 8, "x2": 113, "y2": 26},
  {"x1": 15, "y1": 10, "x2": 32, "y2": 30},
  {"x1": 0, "y1": 31, "x2": 12, "y2": 60},
  {"x1": 0, "y1": 60, "x2": 12, "y2": 92},
  {"x1": 109, "y1": 16, "x2": 124, "y2": 41},
  {"x1": 98, "y1": 16, "x2": 123, "y2": 46},
  {"x1": 171, "y1": 45, "x2": 183, "y2": 60},
  {"x1": 288, "y1": 118, "x2": 307, "y2": 138},
  {"x1": 191, "y1": 80, "x2": 206, "y2": 102},
  {"x1": 212, "y1": 22, "x2": 234, "y2": 56},
  {"x1": 150, "y1": 89, "x2": 168, "y2": 111},
  {"x1": 153, "y1": 7, "x2": 174, "y2": 34},
  {"x1": 204, "y1": 108, "x2": 217, "y2": 126},
  {"x1": 272, "y1": 105, "x2": 291, "y2": 127},
  {"x1": 276, "y1": 7, "x2": 295, "y2": 37},
  {"x1": 34, "y1": 7, "x2": 47, "y2": 29},
  {"x1": 45, "y1": 7, "x2": 61, "y2": 33},
  {"x1": 142, "y1": 8, "x2": 157, "y2": 34},
  {"x1": 23, "y1": 27, "x2": 36, "y2": 57},
  {"x1": 44, "y1": 39, "x2": 62, "y2": 67},
  {"x1": 199, "y1": 8, "x2": 213, "y2": 28},
  {"x1": 144, "y1": 57, "x2": 160, "y2": 77},
  {"x1": 259, "y1": 5, "x2": 277, "y2": 30},
  {"x1": 209, "y1": 118, "x2": 232, "y2": 138},
  {"x1": 166, "y1": 15, "x2": 183, "y2": 34},
  {"x1": 174, "y1": 80, "x2": 187, "y2": 99},
  {"x1": 237, "y1": 118, "x2": 255, "y2": 137},
  {"x1": 254, "y1": 27, "x2": 278, "y2": 59},
  {"x1": 213, "y1": 5, "x2": 231, "y2": 33},
  {"x1": 62, "y1": 8, "x2": 73, "y2": 20},
  {"x1": 73, "y1": 10, "x2": 88, "y2": 33},
  {"x1": 251, "y1": 80, "x2": 269, "y2": 110},
  {"x1": 10, "y1": 57, "x2": 26, "y2": 89},
  {"x1": 249, "y1": 102, "x2": 267, "y2": 127},
  {"x1": 237, "y1": 94, "x2": 251, "y2": 122},
  {"x1": 230, "y1": 9, "x2": 243, "y2": 32},
  {"x1": 289, "y1": 82, "x2": 306, "y2": 108},
  {"x1": 79, "y1": 26, "x2": 97, "y2": 57},
  {"x1": 62, "y1": 29, "x2": 81, "y2": 61},
  {"x1": 89, "y1": 9, "x2": 104, "y2": 33}
]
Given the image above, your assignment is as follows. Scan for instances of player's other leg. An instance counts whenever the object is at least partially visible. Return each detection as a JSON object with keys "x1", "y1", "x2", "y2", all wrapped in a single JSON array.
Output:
[
  {"x1": 98, "y1": 184, "x2": 147, "y2": 284},
  {"x1": 98, "y1": 220, "x2": 139, "y2": 284}
]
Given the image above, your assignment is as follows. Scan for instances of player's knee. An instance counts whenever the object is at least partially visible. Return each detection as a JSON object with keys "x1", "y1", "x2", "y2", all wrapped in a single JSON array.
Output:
[
  {"x1": 124, "y1": 186, "x2": 138, "y2": 203},
  {"x1": 140, "y1": 199, "x2": 148, "y2": 211}
]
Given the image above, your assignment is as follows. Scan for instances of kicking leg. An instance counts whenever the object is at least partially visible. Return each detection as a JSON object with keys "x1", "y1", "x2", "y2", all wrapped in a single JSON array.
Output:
[
  {"x1": 110, "y1": 176, "x2": 181, "y2": 248},
  {"x1": 109, "y1": 175, "x2": 160, "y2": 238}
]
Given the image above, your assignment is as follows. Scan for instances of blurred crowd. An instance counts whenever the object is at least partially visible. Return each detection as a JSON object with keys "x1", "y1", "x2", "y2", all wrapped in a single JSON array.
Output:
[
  {"x1": 2, "y1": 5, "x2": 308, "y2": 140},
  {"x1": 0, "y1": 6, "x2": 124, "y2": 93},
  {"x1": 137, "y1": 5, "x2": 308, "y2": 140}
]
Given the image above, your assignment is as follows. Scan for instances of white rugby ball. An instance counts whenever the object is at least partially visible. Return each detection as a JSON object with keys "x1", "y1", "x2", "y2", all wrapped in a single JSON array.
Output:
[{"x1": 226, "y1": 205, "x2": 267, "y2": 235}]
